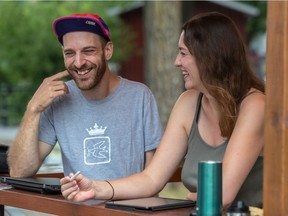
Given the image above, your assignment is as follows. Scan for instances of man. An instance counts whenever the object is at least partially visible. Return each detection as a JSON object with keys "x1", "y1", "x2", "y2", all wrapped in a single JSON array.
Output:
[{"x1": 8, "y1": 13, "x2": 163, "y2": 180}]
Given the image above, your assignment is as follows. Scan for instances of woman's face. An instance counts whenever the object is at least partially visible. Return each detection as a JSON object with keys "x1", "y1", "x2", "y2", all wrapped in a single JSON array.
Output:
[{"x1": 175, "y1": 31, "x2": 203, "y2": 91}]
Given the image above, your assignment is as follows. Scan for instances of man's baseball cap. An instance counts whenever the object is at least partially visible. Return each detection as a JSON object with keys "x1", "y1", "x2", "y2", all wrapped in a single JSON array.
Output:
[{"x1": 53, "y1": 13, "x2": 110, "y2": 45}]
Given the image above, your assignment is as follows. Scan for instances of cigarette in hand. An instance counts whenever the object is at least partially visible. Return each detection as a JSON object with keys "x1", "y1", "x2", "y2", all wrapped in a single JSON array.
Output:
[{"x1": 70, "y1": 171, "x2": 81, "y2": 181}]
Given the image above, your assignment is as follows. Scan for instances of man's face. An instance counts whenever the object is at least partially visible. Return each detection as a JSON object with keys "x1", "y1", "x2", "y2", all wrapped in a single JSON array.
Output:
[{"x1": 62, "y1": 31, "x2": 109, "y2": 91}]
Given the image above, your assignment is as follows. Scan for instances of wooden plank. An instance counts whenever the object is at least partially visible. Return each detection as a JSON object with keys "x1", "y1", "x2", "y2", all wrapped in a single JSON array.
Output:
[
  {"x1": 265, "y1": 1, "x2": 288, "y2": 215},
  {"x1": 0, "y1": 189, "x2": 193, "y2": 216}
]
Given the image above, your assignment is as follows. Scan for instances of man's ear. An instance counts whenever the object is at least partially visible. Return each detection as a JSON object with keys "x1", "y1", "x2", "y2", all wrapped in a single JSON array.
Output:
[{"x1": 104, "y1": 41, "x2": 113, "y2": 61}]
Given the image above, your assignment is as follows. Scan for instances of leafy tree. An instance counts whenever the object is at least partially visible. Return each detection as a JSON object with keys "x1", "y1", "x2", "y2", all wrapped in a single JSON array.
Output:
[
  {"x1": 0, "y1": 1, "x2": 134, "y2": 125},
  {"x1": 244, "y1": 1, "x2": 267, "y2": 41}
]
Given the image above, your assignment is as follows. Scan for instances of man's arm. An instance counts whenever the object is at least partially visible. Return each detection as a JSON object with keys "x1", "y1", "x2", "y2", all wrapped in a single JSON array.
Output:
[
  {"x1": 8, "y1": 109, "x2": 53, "y2": 177},
  {"x1": 8, "y1": 71, "x2": 70, "y2": 177}
]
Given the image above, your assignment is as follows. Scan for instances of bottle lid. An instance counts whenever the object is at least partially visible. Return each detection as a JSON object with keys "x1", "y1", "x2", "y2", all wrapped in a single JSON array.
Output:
[{"x1": 227, "y1": 201, "x2": 250, "y2": 213}]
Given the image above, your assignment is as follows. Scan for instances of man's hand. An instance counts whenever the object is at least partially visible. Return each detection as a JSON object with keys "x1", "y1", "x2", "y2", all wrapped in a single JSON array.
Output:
[{"x1": 28, "y1": 70, "x2": 70, "y2": 113}]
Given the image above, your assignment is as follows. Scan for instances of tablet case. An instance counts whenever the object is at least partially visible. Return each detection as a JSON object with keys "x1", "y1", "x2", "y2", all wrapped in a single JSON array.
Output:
[
  {"x1": 105, "y1": 197, "x2": 196, "y2": 212},
  {"x1": 0, "y1": 177, "x2": 61, "y2": 194}
]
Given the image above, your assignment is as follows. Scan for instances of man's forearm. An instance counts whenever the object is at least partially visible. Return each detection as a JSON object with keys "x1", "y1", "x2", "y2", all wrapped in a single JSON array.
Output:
[{"x1": 8, "y1": 109, "x2": 42, "y2": 177}]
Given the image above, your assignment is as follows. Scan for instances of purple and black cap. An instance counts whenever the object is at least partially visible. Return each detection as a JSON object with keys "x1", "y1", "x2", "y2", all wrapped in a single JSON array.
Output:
[{"x1": 53, "y1": 13, "x2": 111, "y2": 45}]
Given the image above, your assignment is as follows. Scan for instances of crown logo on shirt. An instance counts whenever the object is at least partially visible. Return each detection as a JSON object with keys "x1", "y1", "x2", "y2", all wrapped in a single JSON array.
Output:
[{"x1": 86, "y1": 123, "x2": 107, "y2": 136}]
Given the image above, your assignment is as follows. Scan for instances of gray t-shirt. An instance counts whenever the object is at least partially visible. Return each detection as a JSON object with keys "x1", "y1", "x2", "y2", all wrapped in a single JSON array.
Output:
[
  {"x1": 182, "y1": 93, "x2": 263, "y2": 207},
  {"x1": 39, "y1": 77, "x2": 163, "y2": 180}
]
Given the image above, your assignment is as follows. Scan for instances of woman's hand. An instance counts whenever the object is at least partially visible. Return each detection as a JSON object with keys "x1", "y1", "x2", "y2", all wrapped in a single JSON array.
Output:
[
  {"x1": 60, "y1": 173, "x2": 96, "y2": 202},
  {"x1": 187, "y1": 192, "x2": 197, "y2": 201}
]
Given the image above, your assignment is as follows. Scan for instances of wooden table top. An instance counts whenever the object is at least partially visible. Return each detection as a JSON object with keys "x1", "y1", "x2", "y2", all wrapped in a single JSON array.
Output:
[{"x1": 0, "y1": 188, "x2": 194, "y2": 216}]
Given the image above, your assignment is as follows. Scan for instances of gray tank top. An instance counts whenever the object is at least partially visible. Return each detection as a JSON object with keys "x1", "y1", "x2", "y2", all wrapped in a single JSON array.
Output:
[{"x1": 182, "y1": 93, "x2": 263, "y2": 207}]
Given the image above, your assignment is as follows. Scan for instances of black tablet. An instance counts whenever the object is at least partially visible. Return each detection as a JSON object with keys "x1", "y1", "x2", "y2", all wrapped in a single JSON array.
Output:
[
  {"x1": 105, "y1": 197, "x2": 196, "y2": 212},
  {"x1": 0, "y1": 177, "x2": 61, "y2": 194}
]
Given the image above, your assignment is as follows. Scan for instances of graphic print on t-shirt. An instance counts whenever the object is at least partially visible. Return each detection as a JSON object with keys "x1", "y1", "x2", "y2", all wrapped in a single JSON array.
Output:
[{"x1": 84, "y1": 123, "x2": 111, "y2": 165}]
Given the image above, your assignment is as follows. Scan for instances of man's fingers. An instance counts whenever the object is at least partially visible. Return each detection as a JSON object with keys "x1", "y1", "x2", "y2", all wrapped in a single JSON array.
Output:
[{"x1": 51, "y1": 70, "x2": 70, "y2": 81}]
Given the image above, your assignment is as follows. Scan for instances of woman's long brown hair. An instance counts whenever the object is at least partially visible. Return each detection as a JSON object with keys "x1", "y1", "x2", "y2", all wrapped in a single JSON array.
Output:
[{"x1": 182, "y1": 12, "x2": 265, "y2": 138}]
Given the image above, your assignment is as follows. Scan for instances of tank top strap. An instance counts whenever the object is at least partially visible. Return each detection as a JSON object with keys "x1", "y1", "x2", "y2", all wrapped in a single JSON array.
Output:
[{"x1": 195, "y1": 93, "x2": 203, "y2": 123}]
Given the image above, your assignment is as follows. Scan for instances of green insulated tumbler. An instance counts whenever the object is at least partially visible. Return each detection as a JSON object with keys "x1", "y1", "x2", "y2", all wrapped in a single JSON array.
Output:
[{"x1": 197, "y1": 161, "x2": 222, "y2": 216}]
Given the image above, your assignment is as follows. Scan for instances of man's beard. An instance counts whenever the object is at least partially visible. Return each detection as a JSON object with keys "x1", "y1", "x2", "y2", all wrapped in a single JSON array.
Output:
[{"x1": 68, "y1": 54, "x2": 107, "y2": 91}]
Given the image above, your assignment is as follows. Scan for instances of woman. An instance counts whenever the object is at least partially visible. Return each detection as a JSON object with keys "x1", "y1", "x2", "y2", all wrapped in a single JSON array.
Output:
[{"x1": 61, "y1": 12, "x2": 265, "y2": 209}]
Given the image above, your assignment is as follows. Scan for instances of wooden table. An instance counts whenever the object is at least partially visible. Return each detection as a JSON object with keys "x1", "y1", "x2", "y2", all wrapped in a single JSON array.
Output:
[{"x1": 0, "y1": 188, "x2": 194, "y2": 216}]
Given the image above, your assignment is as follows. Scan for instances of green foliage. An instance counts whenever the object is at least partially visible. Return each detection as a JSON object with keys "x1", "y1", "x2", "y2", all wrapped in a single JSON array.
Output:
[
  {"x1": 0, "y1": 1, "x2": 134, "y2": 126},
  {"x1": 244, "y1": 1, "x2": 267, "y2": 41},
  {"x1": 0, "y1": 1, "x2": 133, "y2": 85}
]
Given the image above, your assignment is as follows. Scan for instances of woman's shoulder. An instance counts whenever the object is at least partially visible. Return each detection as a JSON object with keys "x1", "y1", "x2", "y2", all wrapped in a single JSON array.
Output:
[
  {"x1": 241, "y1": 89, "x2": 265, "y2": 108},
  {"x1": 173, "y1": 90, "x2": 201, "y2": 114},
  {"x1": 178, "y1": 90, "x2": 201, "y2": 103},
  {"x1": 239, "y1": 89, "x2": 265, "y2": 117},
  {"x1": 168, "y1": 90, "x2": 201, "y2": 135}
]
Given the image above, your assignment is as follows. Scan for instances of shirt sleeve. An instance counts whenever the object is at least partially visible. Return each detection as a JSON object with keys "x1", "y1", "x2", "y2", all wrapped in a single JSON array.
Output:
[
  {"x1": 38, "y1": 105, "x2": 57, "y2": 146},
  {"x1": 143, "y1": 89, "x2": 163, "y2": 152}
]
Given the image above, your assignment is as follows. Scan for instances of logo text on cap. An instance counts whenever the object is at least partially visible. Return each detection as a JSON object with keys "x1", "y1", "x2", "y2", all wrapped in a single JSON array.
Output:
[{"x1": 86, "y1": 20, "x2": 96, "y2": 26}]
